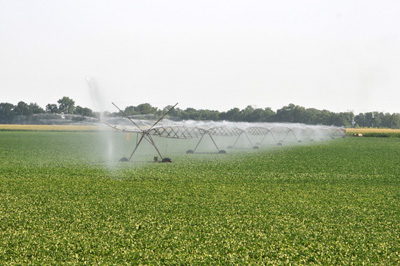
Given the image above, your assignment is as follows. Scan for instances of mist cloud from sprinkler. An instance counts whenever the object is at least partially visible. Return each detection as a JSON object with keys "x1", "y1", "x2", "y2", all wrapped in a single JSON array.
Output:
[{"x1": 86, "y1": 77, "x2": 345, "y2": 164}]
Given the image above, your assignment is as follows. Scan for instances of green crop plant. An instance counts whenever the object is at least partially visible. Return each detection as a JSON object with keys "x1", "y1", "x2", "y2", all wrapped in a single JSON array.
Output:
[{"x1": 0, "y1": 131, "x2": 399, "y2": 264}]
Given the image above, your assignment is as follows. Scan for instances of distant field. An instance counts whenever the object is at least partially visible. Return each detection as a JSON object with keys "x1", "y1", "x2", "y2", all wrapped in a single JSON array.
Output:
[
  {"x1": 346, "y1": 128, "x2": 400, "y2": 134},
  {"x1": 346, "y1": 128, "x2": 400, "y2": 138},
  {"x1": 0, "y1": 131, "x2": 399, "y2": 264},
  {"x1": 0, "y1": 124, "x2": 97, "y2": 131},
  {"x1": 2, "y1": 124, "x2": 399, "y2": 134}
]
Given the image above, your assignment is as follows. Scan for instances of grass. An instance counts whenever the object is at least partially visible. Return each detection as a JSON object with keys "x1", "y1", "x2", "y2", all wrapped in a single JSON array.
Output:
[{"x1": 0, "y1": 131, "x2": 399, "y2": 264}]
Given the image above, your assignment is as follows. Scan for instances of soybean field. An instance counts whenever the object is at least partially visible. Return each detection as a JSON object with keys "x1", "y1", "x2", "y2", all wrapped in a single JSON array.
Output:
[{"x1": 0, "y1": 131, "x2": 399, "y2": 265}]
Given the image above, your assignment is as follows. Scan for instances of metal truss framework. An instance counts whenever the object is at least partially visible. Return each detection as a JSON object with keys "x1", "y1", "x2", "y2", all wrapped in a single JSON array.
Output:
[
  {"x1": 103, "y1": 116, "x2": 345, "y2": 160},
  {"x1": 148, "y1": 124, "x2": 345, "y2": 156},
  {"x1": 86, "y1": 78, "x2": 344, "y2": 162}
]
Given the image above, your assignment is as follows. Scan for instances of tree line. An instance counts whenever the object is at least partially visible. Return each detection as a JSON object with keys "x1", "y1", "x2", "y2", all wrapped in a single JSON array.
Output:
[
  {"x1": 0, "y1": 97, "x2": 93, "y2": 124},
  {"x1": 1, "y1": 97, "x2": 400, "y2": 128}
]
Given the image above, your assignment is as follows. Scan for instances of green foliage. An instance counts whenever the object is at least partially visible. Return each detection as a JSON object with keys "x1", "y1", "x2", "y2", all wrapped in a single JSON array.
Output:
[
  {"x1": 0, "y1": 103, "x2": 15, "y2": 123},
  {"x1": 0, "y1": 98, "x2": 95, "y2": 124},
  {"x1": 45, "y1": 103, "x2": 59, "y2": 113},
  {"x1": 28, "y1": 103, "x2": 45, "y2": 114},
  {"x1": 0, "y1": 132, "x2": 399, "y2": 264},
  {"x1": 57, "y1": 96, "x2": 75, "y2": 114},
  {"x1": 13, "y1": 101, "x2": 32, "y2": 116},
  {"x1": 74, "y1": 106, "x2": 93, "y2": 117},
  {"x1": 2, "y1": 97, "x2": 400, "y2": 128},
  {"x1": 355, "y1": 112, "x2": 400, "y2": 129},
  {"x1": 0, "y1": 102, "x2": 45, "y2": 124},
  {"x1": 124, "y1": 103, "x2": 158, "y2": 116}
]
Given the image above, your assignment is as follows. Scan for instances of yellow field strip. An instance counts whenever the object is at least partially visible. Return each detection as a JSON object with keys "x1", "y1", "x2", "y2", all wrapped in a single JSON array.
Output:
[
  {"x1": 346, "y1": 128, "x2": 400, "y2": 134},
  {"x1": 0, "y1": 124, "x2": 98, "y2": 131}
]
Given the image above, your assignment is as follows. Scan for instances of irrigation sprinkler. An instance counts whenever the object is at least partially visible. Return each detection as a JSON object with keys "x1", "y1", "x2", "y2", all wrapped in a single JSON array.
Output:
[
  {"x1": 186, "y1": 127, "x2": 227, "y2": 154},
  {"x1": 97, "y1": 116, "x2": 345, "y2": 159},
  {"x1": 150, "y1": 126, "x2": 204, "y2": 139},
  {"x1": 246, "y1": 127, "x2": 278, "y2": 146},
  {"x1": 226, "y1": 128, "x2": 258, "y2": 150},
  {"x1": 270, "y1": 126, "x2": 301, "y2": 145},
  {"x1": 303, "y1": 127, "x2": 315, "y2": 141},
  {"x1": 87, "y1": 78, "x2": 346, "y2": 160},
  {"x1": 111, "y1": 102, "x2": 179, "y2": 162}
]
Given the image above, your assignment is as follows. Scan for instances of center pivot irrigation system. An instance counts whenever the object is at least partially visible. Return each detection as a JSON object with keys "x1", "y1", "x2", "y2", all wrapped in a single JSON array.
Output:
[
  {"x1": 99, "y1": 113, "x2": 345, "y2": 163},
  {"x1": 104, "y1": 117, "x2": 345, "y2": 162},
  {"x1": 87, "y1": 78, "x2": 346, "y2": 163},
  {"x1": 110, "y1": 102, "x2": 179, "y2": 163}
]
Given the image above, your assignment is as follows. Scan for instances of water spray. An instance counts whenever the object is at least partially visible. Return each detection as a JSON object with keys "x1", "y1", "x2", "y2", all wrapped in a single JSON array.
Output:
[{"x1": 86, "y1": 77, "x2": 345, "y2": 164}]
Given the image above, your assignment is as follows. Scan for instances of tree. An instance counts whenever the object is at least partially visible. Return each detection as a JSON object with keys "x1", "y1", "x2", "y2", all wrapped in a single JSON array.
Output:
[
  {"x1": 330, "y1": 112, "x2": 353, "y2": 127},
  {"x1": 240, "y1": 105, "x2": 255, "y2": 121},
  {"x1": 248, "y1": 108, "x2": 266, "y2": 122},
  {"x1": 29, "y1": 103, "x2": 45, "y2": 114},
  {"x1": 380, "y1": 113, "x2": 392, "y2": 128},
  {"x1": 292, "y1": 106, "x2": 306, "y2": 123},
  {"x1": 0, "y1": 103, "x2": 16, "y2": 123},
  {"x1": 317, "y1": 110, "x2": 333, "y2": 125},
  {"x1": 198, "y1": 109, "x2": 220, "y2": 120},
  {"x1": 163, "y1": 105, "x2": 182, "y2": 119},
  {"x1": 57, "y1": 97, "x2": 75, "y2": 114},
  {"x1": 46, "y1": 104, "x2": 58, "y2": 113},
  {"x1": 263, "y1": 107, "x2": 275, "y2": 122},
  {"x1": 275, "y1": 104, "x2": 296, "y2": 122},
  {"x1": 135, "y1": 103, "x2": 158, "y2": 115},
  {"x1": 123, "y1": 106, "x2": 136, "y2": 116},
  {"x1": 303, "y1": 108, "x2": 319, "y2": 124},
  {"x1": 124, "y1": 103, "x2": 158, "y2": 116},
  {"x1": 181, "y1": 107, "x2": 200, "y2": 120},
  {"x1": 14, "y1": 101, "x2": 32, "y2": 116},
  {"x1": 75, "y1": 106, "x2": 93, "y2": 117},
  {"x1": 391, "y1": 114, "x2": 400, "y2": 129},
  {"x1": 354, "y1": 113, "x2": 365, "y2": 127},
  {"x1": 220, "y1": 108, "x2": 240, "y2": 121}
]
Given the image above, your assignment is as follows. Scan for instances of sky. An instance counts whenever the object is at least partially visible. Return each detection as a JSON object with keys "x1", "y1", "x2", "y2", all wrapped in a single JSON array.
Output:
[{"x1": 1, "y1": 0, "x2": 399, "y2": 114}]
